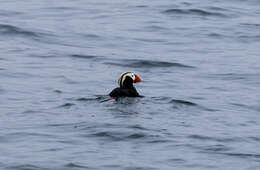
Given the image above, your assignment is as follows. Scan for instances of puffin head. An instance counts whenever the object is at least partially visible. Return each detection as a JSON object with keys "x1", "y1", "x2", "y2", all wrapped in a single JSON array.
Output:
[{"x1": 118, "y1": 72, "x2": 141, "y2": 88}]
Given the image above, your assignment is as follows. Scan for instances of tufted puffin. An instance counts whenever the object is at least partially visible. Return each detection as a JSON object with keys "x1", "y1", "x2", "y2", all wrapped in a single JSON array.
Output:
[{"x1": 109, "y1": 72, "x2": 142, "y2": 98}]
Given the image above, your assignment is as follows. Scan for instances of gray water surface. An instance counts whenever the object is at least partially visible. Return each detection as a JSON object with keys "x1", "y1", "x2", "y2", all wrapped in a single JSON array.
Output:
[{"x1": 1, "y1": 0, "x2": 260, "y2": 170}]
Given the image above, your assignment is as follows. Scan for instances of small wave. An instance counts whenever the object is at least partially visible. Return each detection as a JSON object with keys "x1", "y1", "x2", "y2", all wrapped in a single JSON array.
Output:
[
  {"x1": 241, "y1": 23, "x2": 260, "y2": 28},
  {"x1": 76, "y1": 97, "x2": 97, "y2": 101},
  {"x1": 127, "y1": 125, "x2": 148, "y2": 131},
  {"x1": 238, "y1": 35, "x2": 260, "y2": 42},
  {"x1": 0, "y1": 24, "x2": 41, "y2": 38},
  {"x1": 150, "y1": 97, "x2": 204, "y2": 110},
  {"x1": 29, "y1": 54, "x2": 59, "y2": 59},
  {"x1": 146, "y1": 139, "x2": 172, "y2": 143},
  {"x1": 203, "y1": 144, "x2": 231, "y2": 152},
  {"x1": 70, "y1": 54, "x2": 101, "y2": 60},
  {"x1": 150, "y1": 97, "x2": 200, "y2": 108},
  {"x1": 75, "y1": 95, "x2": 111, "y2": 103},
  {"x1": 207, "y1": 6, "x2": 229, "y2": 11},
  {"x1": 231, "y1": 103, "x2": 250, "y2": 108},
  {"x1": 82, "y1": 33, "x2": 101, "y2": 39},
  {"x1": 22, "y1": 110, "x2": 37, "y2": 114},
  {"x1": 1, "y1": 71, "x2": 40, "y2": 79},
  {"x1": 151, "y1": 96, "x2": 172, "y2": 102},
  {"x1": 47, "y1": 121, "x2": 88, "y2": 129},
  {"x1": 168, "y1": 158, "x2": 186, "y2": 164},
  {"x1": 135, "y1": 5, "x2": 148, "y2": 8},
  {"x1": 89, "y1": 131, "x2": 122, "y2": 141},
  {"x1": 7, "y1": 164, "x2": 47, "y2": 170},
  {"x1": 188, "y1": 134, "x2": 213, "y2": 140},
  {"x1": 0, "y1": 10, "x2": 23, "y2": 17},
  {"x1": 207, "y1": 33, "x2": 224, "y2": 38},
  {"x1": 249, "y1": 136, "x2": 260, "y2": 142},
  {"x1": 53, "y1": 89, "x2": 63, "y2": 93},
  {"x1": 133, "y1": 37, "x2": 166, "y2": 43},
  {"x1": 162, "y1": 8, "x2": 226, "y2": 17},
  {"x1": 58, "y1": 103, "x2": 75, "y2": 108},
  {"x1": 221, "y1": 152, "x2": 260, "y2": 159},
  {"x1": 144, "y1": 25, "x2": 169, "y2": 32},
  {"x1": 104, "y1": 59, "x2": 194, "y2": 69},
  {"x1": 170, "y1": 99, "x2": 197, "y2": 106},
  {"x1": 124, "y1": 166, "x2": 157, "y2": 170},
  {"x1": 210, "y1": 73, "x2": 260, "y2": 82},
  {"x1": 42, "y1": 6, "x2": 79, "y2": 11},
  {"x1": 231, "y1": 103, "x2": 260, "y2": 112},
  {"x1": 89, "y1": 131, "x2": 155, "y2": 142},
  {"x1": 64, "y1": 163, "x2": 90, "y2": 169},
  {"x1": 188, "y1": 134, "x2": 243, "y2": 142},
  {"x1": 127, "y1": 133, "x2": 146, "y2": 139},
  {"x1": 4, "y1": 132, "x2": 54, "y2": 141}
]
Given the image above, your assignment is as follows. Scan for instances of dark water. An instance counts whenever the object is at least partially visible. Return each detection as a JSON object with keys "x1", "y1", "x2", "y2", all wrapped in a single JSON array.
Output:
[{"x1": 1, "y1": 0, "x2": 260, "y2": 169}]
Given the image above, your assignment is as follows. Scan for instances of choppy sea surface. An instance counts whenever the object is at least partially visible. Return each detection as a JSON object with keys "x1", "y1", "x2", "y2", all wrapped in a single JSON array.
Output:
[{"x1": 1, "y1": 0, "x2": 260, "y2": 169}]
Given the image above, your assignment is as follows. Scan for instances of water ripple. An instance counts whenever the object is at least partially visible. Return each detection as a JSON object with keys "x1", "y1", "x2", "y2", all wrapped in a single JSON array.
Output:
[
  {"x1": 75, "y1": 95, "x2": 111, "y2": 103},
  {"x1": 0, "y1": 24, "x2": 42, "y2": 38},
  {"x1": 203, "y1": 144, "x2": 231, "y2": 152},
  {"x1": 169, "y1": 99, "x2": 197, "y2": 106},
  {"x1": 219, "y1": 152, "x2": 260, "y2": 160},
  {"x1": 57, "y1": 103, "x2": 76, "y2": 108},
  {"x1": 104, "y1": 59, "x2": 194, "y2": 69},
  {"x1": 88, "y1": 130, "x2": 161, "y2": 142},
  {"x1": 124, "y1": 166, "x2": 157, "y2": 170},
  {"x1": 231, "y1": 103, "x2": 260, "y2": 112},
  {"x1": 151, "y1": 97, "x2": 200, "y2": 108},
  {"x1": 0, "y1": 10, "x2": 23, "y2": 17},
  {"x1": 209, "y1": 73, "x2": 260, "y2": 84},
  {"x1": 7, "y1": 164, "x2": 49, "y2": 170},
  {"x1": 188, "y1": 134, "x2": 244, "y2": 143},
  {"x1": 70, "y1": 54, "x2": 103, "y2": 60},
  {"x1": 162, "y1": 8, "x2": 227, "y2": 17},
  {"x1": 64, "y1": 163, "x2": 91, "y2": 169}
]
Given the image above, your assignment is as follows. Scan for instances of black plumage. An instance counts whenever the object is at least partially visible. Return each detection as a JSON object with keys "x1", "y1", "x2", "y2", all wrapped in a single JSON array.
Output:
[{"x1": 109, "y1": 73, "x2": 141, "y2": 98}]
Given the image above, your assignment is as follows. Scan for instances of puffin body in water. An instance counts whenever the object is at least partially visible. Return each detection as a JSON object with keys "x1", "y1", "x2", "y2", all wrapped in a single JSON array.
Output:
[{"x1": 109, "y1": 72, "x2": 141, "y2": 97}]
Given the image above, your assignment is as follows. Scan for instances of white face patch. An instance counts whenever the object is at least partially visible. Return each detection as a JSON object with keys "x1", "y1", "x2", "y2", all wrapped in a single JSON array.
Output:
[{"x1": 118, "y1": 72, "x2": 136, "y2": 87}]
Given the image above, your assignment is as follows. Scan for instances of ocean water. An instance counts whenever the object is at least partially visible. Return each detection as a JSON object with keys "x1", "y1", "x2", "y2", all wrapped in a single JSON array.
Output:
[{"x1": 1, "y1": 0, "x2": 260, "y2": 169}]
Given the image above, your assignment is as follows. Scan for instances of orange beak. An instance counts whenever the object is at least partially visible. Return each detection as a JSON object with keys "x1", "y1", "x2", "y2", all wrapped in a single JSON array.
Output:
[{"x1": 134, "y1": 74, "x2": 141, "y2": 83}]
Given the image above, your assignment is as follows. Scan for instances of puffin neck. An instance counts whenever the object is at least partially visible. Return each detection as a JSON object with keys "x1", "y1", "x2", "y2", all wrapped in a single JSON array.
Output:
[{"x1": 121, "y1": 76, "x2": 134, "y2": 89}]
